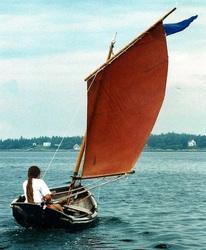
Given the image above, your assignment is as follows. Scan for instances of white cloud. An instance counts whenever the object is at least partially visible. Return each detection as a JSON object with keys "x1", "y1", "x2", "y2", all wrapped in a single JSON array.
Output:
[
  {"x1": 168, "y1": 50, "x2": 206, "y2": 87},
  {"x1": 0, "y1": 2, "x2": 205, "y2": 138},
  {"x1": 0, "y1": 7, "x2": 173, "y2": 52},
  {"x1": 0, "y1": 9, "x2": 161, "y2": 34},
  {"x1": 153, "y1": 84, "x2": 206, "y2": 135},
  {"x1": 0, "y1": 50, "x2": 107, "y2": 138},
  {"x1": 0, "y1": 50, "x2": 105, "y2": 86}
]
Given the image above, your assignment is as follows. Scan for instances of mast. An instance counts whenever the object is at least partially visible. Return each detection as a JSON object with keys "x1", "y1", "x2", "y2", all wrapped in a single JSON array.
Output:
[
  {"x1": 72, "y1": 35, "x2": 117, "y2": 180},
  {"x1": 106, "y1": 32, "x2": 117, "y2": 61},
  {"x1": 72, "y1": 136, "x2": 86, "y2": 178}
]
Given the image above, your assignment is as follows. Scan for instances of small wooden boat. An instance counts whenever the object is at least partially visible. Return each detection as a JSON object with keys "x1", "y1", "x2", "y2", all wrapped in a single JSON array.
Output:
[
  {"x1": 11, "y1": 185, "x2": 97, "y2": 229},
  {"x1": 11, "y1": 8, "x2": 196, "y2": 229}
]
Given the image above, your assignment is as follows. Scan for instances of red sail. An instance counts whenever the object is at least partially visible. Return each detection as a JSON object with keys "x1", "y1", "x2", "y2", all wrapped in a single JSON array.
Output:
[{"x1": 81, "y1": 22, "x2": 168, "y2": 178}]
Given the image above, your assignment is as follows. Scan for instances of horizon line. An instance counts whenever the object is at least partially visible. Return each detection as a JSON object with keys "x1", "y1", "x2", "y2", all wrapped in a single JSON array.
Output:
[{"x1": 1, "y1": 132, "x2": 205, "y2": 141}]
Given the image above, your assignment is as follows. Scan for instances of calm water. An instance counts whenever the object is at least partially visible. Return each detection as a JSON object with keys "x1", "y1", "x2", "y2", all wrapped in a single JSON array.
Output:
[{"x1": 1, "y1": 151, "x2": 206, "y2": 249}]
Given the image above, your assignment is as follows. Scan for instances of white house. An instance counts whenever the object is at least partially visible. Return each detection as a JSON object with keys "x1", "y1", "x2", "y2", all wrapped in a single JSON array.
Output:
[
  {"x1": 73, "y1": 144, "x2": 80, "y2": 151},
  {"x1": 188, "y1": 139, "x2": 197, "y2": 147},
  {"x1": 43, "y1": 142, "x2": 51, "y2": 147}
]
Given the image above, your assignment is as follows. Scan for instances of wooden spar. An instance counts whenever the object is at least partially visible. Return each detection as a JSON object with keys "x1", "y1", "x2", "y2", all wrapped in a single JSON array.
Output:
[
  {"x1": 106, "y1": 41, "x2": 114, "y2": 61},
  {"x1": 106, "y1": 32, "x2": 117, "y2": 61},
  {"x1": 56, "y1": 173, "x2": 130, "y2": 203},
  {"x1": 85, "y1": 7, "x2": 176, "y2": 81},
  {"x1": 74, "y1": 170, "x2": 135, "y2": 180},
  {"x1": 72, "y1": 136, "x2": 86, "y2": 178},
  {"x1": 72, "y1": 35, "x2": 117, "y2": 180}
]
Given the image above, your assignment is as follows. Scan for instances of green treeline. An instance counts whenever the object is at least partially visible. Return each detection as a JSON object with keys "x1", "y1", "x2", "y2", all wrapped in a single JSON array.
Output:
[
  {"x1": 0, "y1": 136, "x2": 83, "y2": 150},
  {"x1": 147, "y1": 133, "x2": 206, "y2": 150},
  {"x1": 0, "y1": 133, "x2": 206, "y2": 150}
]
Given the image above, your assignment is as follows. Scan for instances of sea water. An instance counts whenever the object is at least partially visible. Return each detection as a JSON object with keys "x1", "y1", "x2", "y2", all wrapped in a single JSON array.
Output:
[{"x1": 1, "y1": 151, "x2": 206, "y2": 249}]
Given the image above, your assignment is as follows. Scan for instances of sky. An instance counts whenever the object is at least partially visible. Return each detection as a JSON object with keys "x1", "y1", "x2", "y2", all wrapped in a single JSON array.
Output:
[{"x1": 0, "y1": 0, "x2": 205, "y2": 139}]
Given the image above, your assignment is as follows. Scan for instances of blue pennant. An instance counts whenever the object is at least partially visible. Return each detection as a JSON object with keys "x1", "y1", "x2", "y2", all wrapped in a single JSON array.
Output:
[{"x1": 164, "y1": 15, "x2": 198, "y2": 36}]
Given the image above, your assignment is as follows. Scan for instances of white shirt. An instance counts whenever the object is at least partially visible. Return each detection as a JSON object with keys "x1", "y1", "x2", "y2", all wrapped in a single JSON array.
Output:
[{"x1": 23, "y1": 178, "x2": 51, "y2": 203}]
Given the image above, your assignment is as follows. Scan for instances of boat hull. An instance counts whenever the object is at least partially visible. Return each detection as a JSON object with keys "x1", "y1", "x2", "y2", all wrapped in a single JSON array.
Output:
[{"x1": 11, "y1": 185, "x2": 98, "y2": 229}]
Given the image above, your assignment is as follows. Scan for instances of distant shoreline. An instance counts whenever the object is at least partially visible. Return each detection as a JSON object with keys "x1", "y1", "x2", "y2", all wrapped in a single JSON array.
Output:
[
  {"x1": 0, "y1": 148, "x2": 79, "y2": 152},
  {"x1": 1, "y1": 148, "x2": 206, "y2": 152},
  {"x1": 144, "y1": 148, "x2": 206, "y2": 152},
  {"x1": 1, "y1": 133, "x2": 205, "y2": 151}
]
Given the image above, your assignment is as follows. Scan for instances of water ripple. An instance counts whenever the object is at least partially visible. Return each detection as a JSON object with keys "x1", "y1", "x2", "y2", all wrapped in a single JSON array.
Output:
[{"x1": 1, "y1": 151, "x2": 206, "y2": 249}]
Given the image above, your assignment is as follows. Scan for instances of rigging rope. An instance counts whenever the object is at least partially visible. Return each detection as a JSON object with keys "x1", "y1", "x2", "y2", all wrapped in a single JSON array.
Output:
[
  {"x1": 42, "y1": 137, "x2": 64, "y2": 178},
  {"x1": 57, "y1": 177, "x2": 104, "y2": 194},
  {"x1": 43, "y1": 69, "x2": 100, "y2": 178},
  {"x1": 54, "y1": 174, "x2": 128, "y2": 203},
  {"x1": 97, "y1": 185, "x2": 101, "y2": 204}
]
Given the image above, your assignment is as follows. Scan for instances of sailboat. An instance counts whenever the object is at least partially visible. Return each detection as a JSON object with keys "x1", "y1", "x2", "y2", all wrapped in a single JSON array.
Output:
[{"x1": 10, "y1": 8, "x2": 195, "y2": 228}]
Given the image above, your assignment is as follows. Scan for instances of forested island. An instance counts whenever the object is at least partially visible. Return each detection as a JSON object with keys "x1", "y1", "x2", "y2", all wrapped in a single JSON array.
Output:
[
  {"x1": 0, "y1": 136, "x2": 83, "y2": 150},
  {"x1": 147, "y1": 133, "x2": 206, "y2": 150},
  {"x1": 0, "y1": 133, "x2": 206, "y2": 151}
]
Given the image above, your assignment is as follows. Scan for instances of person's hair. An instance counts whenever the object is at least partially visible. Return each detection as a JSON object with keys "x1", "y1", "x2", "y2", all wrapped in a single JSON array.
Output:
[{"x1": 26, "y1": 166, "x2": 41, "y2": 203}]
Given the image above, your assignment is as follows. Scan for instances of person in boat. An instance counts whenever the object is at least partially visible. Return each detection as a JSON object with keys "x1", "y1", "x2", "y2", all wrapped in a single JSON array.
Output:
[{"x1": 23, "y1": 165, "x2": 63, "y2": 212}]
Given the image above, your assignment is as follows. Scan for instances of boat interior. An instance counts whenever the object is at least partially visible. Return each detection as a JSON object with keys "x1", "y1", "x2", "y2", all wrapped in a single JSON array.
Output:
[{"x1": 15, "y1": 185, "x2": 97, "y2": 218}]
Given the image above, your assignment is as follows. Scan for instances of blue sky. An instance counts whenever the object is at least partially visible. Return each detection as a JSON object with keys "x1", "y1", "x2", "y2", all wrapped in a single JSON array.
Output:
[{"x1": 0, "y1": 1, "x2": 205, "y2": 139}]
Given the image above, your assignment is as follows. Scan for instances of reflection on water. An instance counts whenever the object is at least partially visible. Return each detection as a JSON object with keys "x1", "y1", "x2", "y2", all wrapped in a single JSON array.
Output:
[{"x1": 1, "y1": 151, "x2": 206, "y2": 249}]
